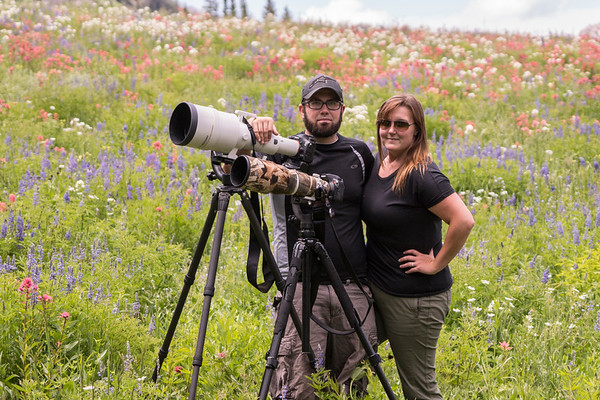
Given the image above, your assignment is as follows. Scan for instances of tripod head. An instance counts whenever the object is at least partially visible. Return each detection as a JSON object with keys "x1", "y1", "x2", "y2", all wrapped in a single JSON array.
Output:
[{"x1": 207, "y1": 151, "x2": 236, "y2": 186}]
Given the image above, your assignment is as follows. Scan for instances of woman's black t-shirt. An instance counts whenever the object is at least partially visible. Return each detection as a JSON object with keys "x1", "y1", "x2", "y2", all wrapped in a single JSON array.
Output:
[{"x1": 362, "y1": 158, "x2": 455, "y2": 297}]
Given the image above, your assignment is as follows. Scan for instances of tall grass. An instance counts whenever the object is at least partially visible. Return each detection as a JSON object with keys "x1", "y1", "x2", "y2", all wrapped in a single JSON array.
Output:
[{"x1": 0, "y1": 0, "x2": 599, "y2": 398}]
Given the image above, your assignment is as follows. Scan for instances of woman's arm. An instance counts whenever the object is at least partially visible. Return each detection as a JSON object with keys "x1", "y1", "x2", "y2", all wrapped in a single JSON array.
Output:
[{"x1": 400, "y1": 192, "x2": 474, "y2": 275}]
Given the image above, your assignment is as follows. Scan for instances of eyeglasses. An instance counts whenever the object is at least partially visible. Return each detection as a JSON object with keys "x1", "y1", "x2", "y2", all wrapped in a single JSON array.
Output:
[
  {"x1": 302, "y1": 99, "x2": 343, "y2": 110},
  {"x1": 378, "y1": 119, "x2": 415, "y2": 131}
]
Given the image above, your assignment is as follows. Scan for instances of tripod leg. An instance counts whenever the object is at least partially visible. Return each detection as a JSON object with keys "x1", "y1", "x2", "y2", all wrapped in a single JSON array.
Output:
[
  {"x1": 152, "y1": 189, "x2": 220, "y2": 383},
  {"x1": 314, "y1": 242, "x2": 398, "y2": 400},
  {"x1": 188, "y1": 190, "x2": 232, "y2": 400},
  {"x1": 257, "y1": 258, "x2": 301, "y2": 400}
]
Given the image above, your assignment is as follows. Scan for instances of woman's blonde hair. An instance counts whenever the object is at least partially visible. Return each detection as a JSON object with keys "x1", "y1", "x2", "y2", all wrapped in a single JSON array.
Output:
[{"x1": 376, "y1": 94, "x2": 431, "y2": 193}]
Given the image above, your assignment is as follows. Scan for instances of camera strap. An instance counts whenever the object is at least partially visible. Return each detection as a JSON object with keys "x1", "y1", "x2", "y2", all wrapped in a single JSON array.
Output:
[
  {"x1": 246, "y1": 185, "x2": 276, "y2": 293},
  {"x1": 244, "y1": 133, "x2": 275, "y2": 293},
  {"x1": 327, "y1": 204, "x2": 374, "y2": 326}
]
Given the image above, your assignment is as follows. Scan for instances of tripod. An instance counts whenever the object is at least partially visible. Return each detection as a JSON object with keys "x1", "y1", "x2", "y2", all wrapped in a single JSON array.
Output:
[
  {"x1": 151, "y1": 163, "x2": 396, "y2": 399},
  {"x1": 151, "y1": 167, "x2": 314, "y2": 399},
  {"x1": 258, "y1": 201, "x2": 397, "y2": 400}
]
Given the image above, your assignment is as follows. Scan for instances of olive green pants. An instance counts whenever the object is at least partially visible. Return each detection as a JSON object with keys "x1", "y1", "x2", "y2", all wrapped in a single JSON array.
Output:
[{"x1": 372, "y1": 284, "x2": 451, "y2": 400}]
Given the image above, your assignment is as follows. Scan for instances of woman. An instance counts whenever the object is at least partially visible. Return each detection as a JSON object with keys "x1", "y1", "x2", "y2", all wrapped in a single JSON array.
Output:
[{"x1": 362, "y1": 94, "x2": 474, "y2": 399}]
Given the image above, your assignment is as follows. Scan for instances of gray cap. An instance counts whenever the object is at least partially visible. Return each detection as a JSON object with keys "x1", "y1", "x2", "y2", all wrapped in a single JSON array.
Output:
[{"x1": 302, "y1": 74, "x2": 343, "y2": 103}]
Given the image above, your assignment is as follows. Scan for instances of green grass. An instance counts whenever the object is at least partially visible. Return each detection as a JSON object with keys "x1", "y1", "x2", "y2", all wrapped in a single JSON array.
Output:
[{"x1": 0, "y1": 0, "x2": 599, "y2": 398}]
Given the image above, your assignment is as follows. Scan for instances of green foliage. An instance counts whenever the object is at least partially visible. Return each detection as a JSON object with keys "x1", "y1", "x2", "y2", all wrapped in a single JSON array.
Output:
[{"x1": 0, "y1": 0, "x2": 599, "y2": 399}]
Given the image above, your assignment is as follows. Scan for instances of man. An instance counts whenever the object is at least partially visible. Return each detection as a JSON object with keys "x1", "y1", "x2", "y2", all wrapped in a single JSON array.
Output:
[{"x1": 250, "y1": 74, "x2": 376, "y2": 399}]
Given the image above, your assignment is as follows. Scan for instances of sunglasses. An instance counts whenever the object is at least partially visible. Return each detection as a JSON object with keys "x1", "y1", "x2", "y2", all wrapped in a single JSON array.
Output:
[
  {"x1": 378, "y1": 119, "x2": 415, "y2": 131},
  {"x1": 302, "y1": 99, "x2": 343, "y2": 110}
]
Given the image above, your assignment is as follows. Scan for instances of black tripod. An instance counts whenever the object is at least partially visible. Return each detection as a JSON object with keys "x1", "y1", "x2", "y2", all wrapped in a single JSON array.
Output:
[
  {"x1": 151, "y1": 162, "x2": 313, "y2": 399},
  {"x1": 151, "y1": 160, "x2": 396, "y2": 399},
  {"x1": 258, "y1": 200, "x2": 397, "y2": 400}
]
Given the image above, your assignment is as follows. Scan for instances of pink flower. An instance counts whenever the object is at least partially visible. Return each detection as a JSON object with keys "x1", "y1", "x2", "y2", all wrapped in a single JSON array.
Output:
[
  {"x1": 499, "y1": 341, "x2": 513, "y2": 351},
  {"x1": 38, "y1": 294, "x2": 53, "y2": 302},
  {"x1": 174, "y1": 366, "x2": 183, "y2": 374},
  {"x1": 8, "y1": 193, "x2": 16, "y2": 203},
  {"x1": 59, "y1": 312, "x2": 70, "y2": 319},
  {"x1": 216, "y1": 351, "x2": 226, "y2": 359},
  {"x1": 18, "y1": 277, "x2": 37, "y2": 292},
  {"x1": 155, "y1": 206, "x2": 163, "y2": 212},
  {"x1": 0, "y1": 202, "x2": 6, "y2": 212},
  {"x1": 152, "y1": 141, "x2": 163, "y2": 150}
]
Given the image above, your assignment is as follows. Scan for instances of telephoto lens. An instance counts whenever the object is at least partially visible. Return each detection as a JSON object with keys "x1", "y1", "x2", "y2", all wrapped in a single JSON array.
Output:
[
  {"x1": 230, "y1": 155, "x2": 329, "y2": 197},
  {"x1": 169, "y1": 102, "x2": 300, "y2": 157}
]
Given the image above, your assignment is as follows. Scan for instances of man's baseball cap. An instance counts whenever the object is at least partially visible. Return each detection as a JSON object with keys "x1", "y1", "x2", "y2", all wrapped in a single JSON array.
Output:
[{"x1": 302, "y1": 74, "x2": 343, "y2": 103}]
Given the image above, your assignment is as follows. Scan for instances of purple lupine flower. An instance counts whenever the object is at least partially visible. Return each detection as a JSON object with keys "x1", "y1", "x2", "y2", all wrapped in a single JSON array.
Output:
[
  {"x1": 148, "y1": 316, "x2": 156, "y2": 335},
  {"x1": 527, "y1": 208, "x2": 536, "y2": 226},
  {"x1": 94, "y1": 284, "x2": 104, "y2": 304},
  {"x1": 314, "y1": 343, "x2": 324, "y2": 371},
  {"x1": 177, "y1": 154, "x2": 186, "y2": 171},
  {"x1": 556, "y1": 221, "x2": 564, "y2": 236},
  {"x1": 131, "y1": 294, "x2": 140, "y2": 315},
  {"x1": 127, "y1": 182, "x2": 133, "y2": 200},
  {"x1": 8, "y1": 207, "x2": 14, "y2": 228},
  {"x1": 595, "y1": 312, "x2": 600, "y2": 331},
  {"x1": 33, "y1": 186, "x2": 39, "y2": 206},
  {"x1": 541, "y1": 267, "x2": 550, "y2": 284},
  {"x1": 113, "y1": 300, "x2": 120, "y2": 314},
  {"x1": 0, "y1": 220, "x2": 7, "y2": 239},
  {"x1": 540, "y1": 162, "x2": 549, "y2": 183},
  {"x1": 63, "y1": 191, "x2": 70, "y2": 204},
  {"x1": 124, "y1": 341, "x2": 134, "y2": 372},
  {"x1": 282, "y1": 385, "x2": 289, "y2": 400},
  {"x1": 68, "y1": 153, "x2": 78, "y2": 172},
  {"x1": 145, "y1": 176, "x2": 155, "y2": 198},
  {"x1": 572, "y1": 226, "x2": 580, "y2": 245},
  {"x1": 16, "y1": 211, "x2": 24, "y2": 241},
  {"x1": 26, "y1": 249, "x2": 39, "y2": 282}
]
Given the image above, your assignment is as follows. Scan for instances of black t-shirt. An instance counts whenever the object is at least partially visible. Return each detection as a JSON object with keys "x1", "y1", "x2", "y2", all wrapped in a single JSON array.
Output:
[
  {"x1": 272, "y1": 133, "x2": 374, "y2": 282},
  {"x1": 362, "y1": 158, "x2": 455, "y2": 297}
]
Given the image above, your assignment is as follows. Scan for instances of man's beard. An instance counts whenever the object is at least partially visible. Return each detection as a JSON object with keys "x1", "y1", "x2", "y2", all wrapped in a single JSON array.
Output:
[{"x1": 302, "y1": 111, "x2": 343, "y2": 138}]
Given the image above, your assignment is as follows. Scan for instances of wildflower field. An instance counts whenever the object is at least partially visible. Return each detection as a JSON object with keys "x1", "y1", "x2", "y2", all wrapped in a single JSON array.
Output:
[{"x1": 1, "y1": 0, "x2": 599, "y2": 398}]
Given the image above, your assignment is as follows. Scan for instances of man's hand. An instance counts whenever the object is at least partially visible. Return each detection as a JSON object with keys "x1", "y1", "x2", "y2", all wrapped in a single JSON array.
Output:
[{"x1": 250, "y1": 117, "x2": 279, "y2": 144}]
